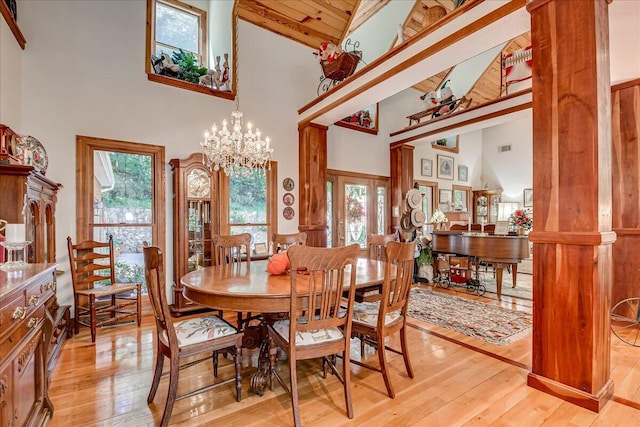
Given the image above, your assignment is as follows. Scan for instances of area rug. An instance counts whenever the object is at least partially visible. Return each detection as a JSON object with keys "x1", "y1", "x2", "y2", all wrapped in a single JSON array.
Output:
[
  {"x1": 480, "y1": 271, "x2": 533, "y2": 301},
  {"x1": 407, "y1": 288, "x2": 533, "y2": 346}
]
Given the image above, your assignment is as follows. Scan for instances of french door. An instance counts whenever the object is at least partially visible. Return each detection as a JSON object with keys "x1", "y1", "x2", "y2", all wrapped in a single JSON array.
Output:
[{"x1": 327, "y1": 171, "x2": 389, "y2": 250}]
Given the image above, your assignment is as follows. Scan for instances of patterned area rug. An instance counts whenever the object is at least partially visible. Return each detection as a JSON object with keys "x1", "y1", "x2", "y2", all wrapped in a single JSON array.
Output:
[
  {"x1": 480, "y1": 271, "x2": 532, "y2": 301},
  {"x1": 407, "y1": 288, "x2": 533, "y2": 346}
]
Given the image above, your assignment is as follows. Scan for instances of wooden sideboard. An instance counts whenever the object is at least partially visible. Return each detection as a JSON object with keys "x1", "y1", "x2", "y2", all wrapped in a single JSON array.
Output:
[{"x1": 0, "y1": 264, "x2": 61, "y2": 426}]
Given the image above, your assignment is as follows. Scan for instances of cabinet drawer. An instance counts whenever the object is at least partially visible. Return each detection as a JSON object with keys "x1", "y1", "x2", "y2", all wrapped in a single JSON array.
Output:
[
  {"x1": 0, "y1": 305, "x2": 46, "y2": 361},
  {"x1": 0, "y1": 293, "x2": 27, "y2": 339},
  {"x1": 24, "y1": 274, "x2": 55, "y2": 309}
]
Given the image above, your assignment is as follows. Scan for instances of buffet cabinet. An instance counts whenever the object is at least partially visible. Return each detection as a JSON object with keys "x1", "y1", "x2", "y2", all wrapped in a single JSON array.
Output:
[
  {"x1": 170, "y1": 153, "x2": 220, "y2": 315},
  {"x1": 0, "y1": 265, "x2": 58, "y2": 427}
]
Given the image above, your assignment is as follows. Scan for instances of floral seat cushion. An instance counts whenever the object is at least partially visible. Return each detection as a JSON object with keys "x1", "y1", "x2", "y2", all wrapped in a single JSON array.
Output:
[
  {"x1": 352, "y1": 301, "x2": 402, "y2": 326},
  {"x1": 167, "y1": 315, "x2": 238, "y2": 347},
  {"x1": 272, "y1": 319, "x2": 344, "y2": 346}
]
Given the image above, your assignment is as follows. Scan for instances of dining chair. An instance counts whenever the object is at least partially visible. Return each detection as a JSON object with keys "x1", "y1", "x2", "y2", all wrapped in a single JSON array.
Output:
[
  {"x1": 212, "y1": 233, "x2": 254, "y2": 328},
  {"x1": 271, "y1": 231, "x2": 307, "y2": 252},
  {"x1": 350, "y1": 240, "x2": 416, "y2": 399},
  {"x1": 143, "y1": 246, "x2": 243, "y2": 427},
  {"x1": 66, "y1": 235, "x2": 141, "y2": 342},
  {"x1": 368, "y1": 233, "x2": 398, "y2": 261},
  {"x1": 268, "y1": 243, "x2": 361, "y2": 427}
]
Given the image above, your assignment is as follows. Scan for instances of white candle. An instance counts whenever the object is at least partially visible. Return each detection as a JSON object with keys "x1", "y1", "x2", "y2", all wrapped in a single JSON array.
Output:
[{"x1": 5, "y1": 223, "x2": 25, "y2": 243}]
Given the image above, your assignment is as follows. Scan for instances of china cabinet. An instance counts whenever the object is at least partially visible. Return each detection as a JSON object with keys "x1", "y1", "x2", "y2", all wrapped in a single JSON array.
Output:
[
  {"x1": 170, "y1": 153, "x2": 219, "y2": 314},
  {"x1": 473, "y1": 189, "x2": 502, "y2": 224}
]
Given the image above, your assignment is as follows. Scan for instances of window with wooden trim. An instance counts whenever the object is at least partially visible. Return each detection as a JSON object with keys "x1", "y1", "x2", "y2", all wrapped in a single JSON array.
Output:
[
  {"x1": 154, "y1": 0, "x2": 206, "y2": 66},
  {"x1": 218, "y1": 164, "x2": 278, "y2": 253},
  {"x1": 76, "y1": 136, "x2": 166, "y2": 293}
]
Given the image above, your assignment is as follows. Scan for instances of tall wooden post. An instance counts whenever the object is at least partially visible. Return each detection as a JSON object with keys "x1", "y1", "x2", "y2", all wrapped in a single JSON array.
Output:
[
  {"x1": 390, "y1": 144, "x2": 415, "y2": 236},
  {"x1": 526, "y1": 0, "x2": 615, "y2": 411},
  {"x1": 298, "y1": 123, "x2": 328, "y2": 247}
]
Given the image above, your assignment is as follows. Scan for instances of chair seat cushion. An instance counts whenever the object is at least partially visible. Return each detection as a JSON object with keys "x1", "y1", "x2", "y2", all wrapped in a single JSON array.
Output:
[
  {"x1": 171, "y1": 315, "x2": 238, "y2": 347},
  {"x1": 272, "y1": 319, "x2": 344, "y2": 346},
  {"x1": 352, "y1": 301, "x2": 402, "y2": 327}
]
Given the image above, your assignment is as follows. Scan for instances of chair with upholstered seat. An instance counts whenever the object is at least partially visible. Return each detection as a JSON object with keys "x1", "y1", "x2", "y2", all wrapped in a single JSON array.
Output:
[
  {"x1": 66, "y1": 235, "x2": 141, "y2": 342},
  {"x1": 268, "y1": 244, "x2": 361, "y2": 427},
  {"x1": 271, "y1": 231, "x2": 307, "y2": 253},
  {"x1": 143, "y1": 246, "x2": 243, "y2": 427},
  {"x1": 350, "y1": 241, "x2": 416, "y2": 399}
]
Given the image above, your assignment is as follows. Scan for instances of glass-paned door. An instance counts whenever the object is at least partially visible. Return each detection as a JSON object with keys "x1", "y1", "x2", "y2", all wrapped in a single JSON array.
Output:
[
  {"x1": 344, "y1": 183, "x2": 368, "y2": 248},
  {"x1": 93, "y1": 151, "x2": 153, "y2": 292}
]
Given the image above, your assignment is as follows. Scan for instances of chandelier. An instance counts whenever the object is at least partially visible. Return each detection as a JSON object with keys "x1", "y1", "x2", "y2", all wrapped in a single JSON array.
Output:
[{"x1": 200, "y1": 5, "x2": 273, "y2": 176}]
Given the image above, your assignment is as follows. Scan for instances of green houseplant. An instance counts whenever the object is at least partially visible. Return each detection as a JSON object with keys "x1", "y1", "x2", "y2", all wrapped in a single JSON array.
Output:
[{"x1": 171, "y1": 49, "x2": 208, "y2": 84}]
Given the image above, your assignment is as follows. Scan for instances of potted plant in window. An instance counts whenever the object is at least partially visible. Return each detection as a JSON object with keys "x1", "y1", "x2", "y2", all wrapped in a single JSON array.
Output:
[{"x1": 416, "y1": 238, "x2": 434, "y2": 283}]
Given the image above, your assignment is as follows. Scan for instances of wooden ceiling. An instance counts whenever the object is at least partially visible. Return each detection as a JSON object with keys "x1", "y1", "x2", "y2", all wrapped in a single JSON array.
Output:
[{"x1": 238, "y1": 0, "x2": 531, "y2": 109}]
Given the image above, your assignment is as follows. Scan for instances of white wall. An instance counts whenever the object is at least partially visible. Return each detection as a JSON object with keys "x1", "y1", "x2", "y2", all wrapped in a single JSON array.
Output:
[
  {"x1": 0, "y1": 14, "x2": 23, "y2": 127},
  {"x1": 10, "y1": 0, "x2": 317, "y2": 306},
  {"x1": 481, "y1": 116, "x2": 533, "y2": 204}
]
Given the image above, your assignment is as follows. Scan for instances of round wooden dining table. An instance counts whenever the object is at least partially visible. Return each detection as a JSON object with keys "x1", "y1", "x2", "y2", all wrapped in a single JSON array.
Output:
[{"x1": 180, "y1": 258, "x2": 388, "y2": 313}]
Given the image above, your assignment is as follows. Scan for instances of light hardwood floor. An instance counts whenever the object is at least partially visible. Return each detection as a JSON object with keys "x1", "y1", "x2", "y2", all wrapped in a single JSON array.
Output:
[{"x1": 48, "y1": 283, "x2": 640, "y2": 426}]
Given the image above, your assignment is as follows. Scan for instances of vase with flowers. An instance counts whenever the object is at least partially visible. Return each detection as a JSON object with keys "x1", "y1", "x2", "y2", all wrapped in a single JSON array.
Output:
[
  {"x1": 431, "y1": 208, "x2": 448, "y2": 230},
  {"x1": 510, "y1": 209, "x2": 532, "y2": 235}
]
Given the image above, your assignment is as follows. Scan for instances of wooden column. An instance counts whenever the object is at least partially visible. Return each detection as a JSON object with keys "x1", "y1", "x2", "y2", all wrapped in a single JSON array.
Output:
[
  {"x1": 611, "y1": 79, "x2": 640, "y2": 306},
  {"x1": 390, "y1": 143, "x2": 415, "y2": 236},
  {"x1": 526, "y1": 0, "x2": 615, "y2": 411},
  {"x1": 298, "y1": 123, "x2": 328, "y2": 247}
]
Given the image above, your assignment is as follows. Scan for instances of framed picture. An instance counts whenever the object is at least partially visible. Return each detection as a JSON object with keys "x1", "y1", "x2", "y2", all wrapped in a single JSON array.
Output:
[
  {"x1": 523, "y1": 188, "x2": 533, "y2": 207},
  {"x1": 437, "y1": 154, "x2": 454, "y2": 180},
  {"x1": 439, "y1": 189, "x2": 452, "y2": 211},
  {"x1": 254, "y1": 242, "x2": 267, "y2": 255},
  {"x1": 421, "y1": 158, "x2": 432, "y2": 177},
  {"x1": 495, "y1": 221, "x2": 509, "y2": 235},
  {"x1": 458, "y1": 165, "x2": 468, "y2": 182},
  {"x1": 335, "y1": 103, "x2": 379, "y2": 135}
]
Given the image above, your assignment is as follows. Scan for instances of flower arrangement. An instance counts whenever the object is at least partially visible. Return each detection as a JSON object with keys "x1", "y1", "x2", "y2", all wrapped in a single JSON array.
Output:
[
  {"x1": 431, "y1": 209, "x2": 448, "y2": 224},
  {"x1": 510, "y1": 209, "x2": 533, "y2": 230}
]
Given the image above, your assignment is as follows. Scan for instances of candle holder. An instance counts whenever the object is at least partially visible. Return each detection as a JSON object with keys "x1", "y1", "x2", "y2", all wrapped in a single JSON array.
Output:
[{"x1": 0, "y1": 241, "x2": 31, "y2": 270}]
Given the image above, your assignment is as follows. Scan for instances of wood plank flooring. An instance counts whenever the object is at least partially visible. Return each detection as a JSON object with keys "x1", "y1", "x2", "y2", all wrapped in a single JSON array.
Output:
[{"x1": 48, "y1": 283, "x2": 640, "y2": 426}]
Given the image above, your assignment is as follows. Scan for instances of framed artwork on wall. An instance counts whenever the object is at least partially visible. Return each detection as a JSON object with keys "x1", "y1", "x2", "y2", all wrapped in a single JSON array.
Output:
[
  {"x1": 421, "y1": 158, "x2": 432, "y2": 177},
  {"x1": 458, "y1": 165, "x2": 468, "y2": 182},
  {"x1": 334, "y1": 103, "x2": 379, "y2": 135},
  {"x1": 437, "y1": 154, "x2": 454, "y2": 180},
  {"x1": 523, "y1": 188, "x2": 533, "y2": 207}
]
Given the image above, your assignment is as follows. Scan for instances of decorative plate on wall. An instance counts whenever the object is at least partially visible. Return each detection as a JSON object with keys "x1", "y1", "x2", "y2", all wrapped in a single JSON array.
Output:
[
  {"x1": 283, "y1": 192, "x2": 294, "y2": 206},
  {"x1": 283, "y1": 207, "x2": 295, "y2": 220},
  {"x1": 19, "y1": 135, "x2": 48, "y2": 175},
  {"x1": 283, "y1": 178, "x2": 294, "y2": 191}
]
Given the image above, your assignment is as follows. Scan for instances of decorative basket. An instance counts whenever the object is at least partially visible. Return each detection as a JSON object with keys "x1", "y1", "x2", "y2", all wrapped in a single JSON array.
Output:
[
  {"x1": 320, "y1": 51, "x2": 361, "y2": 81},
  {"x1": 422, "y1": 6, "x2": 447, "y2": 29}
]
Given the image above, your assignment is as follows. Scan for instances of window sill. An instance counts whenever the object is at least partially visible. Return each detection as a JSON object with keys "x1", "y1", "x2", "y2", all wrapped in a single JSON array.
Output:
[
  {"x1": 146, "y1": 73, "x2": 235, "y2": 100},
  {"x1": 0, "y1": 1, "x2": 26, "y2": 49}
]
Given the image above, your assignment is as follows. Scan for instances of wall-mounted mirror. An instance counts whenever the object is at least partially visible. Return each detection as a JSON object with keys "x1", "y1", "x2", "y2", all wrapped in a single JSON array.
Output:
[
  {"x1": 145, "y1": 0, "x2": 236, "y2": 99},
  {"x1": 431, "y1": 135, "x2": 459, "y2": 153}
]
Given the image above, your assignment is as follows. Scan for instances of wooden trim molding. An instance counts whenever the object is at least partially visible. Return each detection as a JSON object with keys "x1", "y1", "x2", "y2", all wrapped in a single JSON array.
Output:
[{"x1": 0, "y1": 0, "x2": 25, "y2": 49}]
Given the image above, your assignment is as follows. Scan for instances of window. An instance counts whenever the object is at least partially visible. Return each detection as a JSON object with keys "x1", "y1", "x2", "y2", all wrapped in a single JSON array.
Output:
[
  {"x1": 219, "y1": 164, "x2": 278, "y2": 251},
  {"x1": 154, "y1": 0, "x2": 206, "y2": 66},
  {"x1": 76, "y1": 136, "x2": 166, "y2": 293},
  {"x1": 145, "y1": 0, "x2": 236, "y2": 99}
]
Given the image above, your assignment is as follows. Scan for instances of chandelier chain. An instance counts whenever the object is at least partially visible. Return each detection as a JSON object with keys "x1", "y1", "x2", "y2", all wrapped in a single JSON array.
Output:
[{"x1": 200, "y1": 2, "x2": 273, "y2": 177}]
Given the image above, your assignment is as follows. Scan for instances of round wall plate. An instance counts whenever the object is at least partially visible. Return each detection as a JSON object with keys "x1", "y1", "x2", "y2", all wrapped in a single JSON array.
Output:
[
  {"x1": 283, "y1": 192, "x2": 295, "y2": 206},
  {"x1": 283, "y1": 178, "x2": 294, "y2": 191},
  {"x1": 283, "y1": 207, "x2": 295, "y2": 220}
]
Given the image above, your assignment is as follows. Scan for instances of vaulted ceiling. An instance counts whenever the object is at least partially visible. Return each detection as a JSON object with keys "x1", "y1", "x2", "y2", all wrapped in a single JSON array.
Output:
[{"x1": 237, "y1": 0, "x2": 532, "y2": 111}]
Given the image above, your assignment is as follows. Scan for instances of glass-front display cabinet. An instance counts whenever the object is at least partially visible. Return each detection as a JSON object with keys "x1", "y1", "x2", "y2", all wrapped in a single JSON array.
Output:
[
  {"x1": 170, "y1": 153, "x2": 219, "y2": 315},
  {"x1": 473, "y1": 189, "x2": 502, "y2": 224}
]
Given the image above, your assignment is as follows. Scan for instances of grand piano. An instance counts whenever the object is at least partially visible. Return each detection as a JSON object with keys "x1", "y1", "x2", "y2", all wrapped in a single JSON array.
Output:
[{"x1": 431, "y1": 231, "x2": 530, "y2": 300}]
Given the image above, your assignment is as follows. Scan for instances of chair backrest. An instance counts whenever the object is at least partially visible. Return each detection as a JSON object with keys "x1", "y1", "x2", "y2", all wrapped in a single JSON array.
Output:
[
  {"x1": 287, "y1": 244, "x2": 360, "y2": 340},
  {"x1": 368, "y1": 233, "x2": 397, "y2": 261},
  {"x1": 379, "y1": 241, "x2": 416, "y2": 325},
  {"x1": 67, "y1": 235, "x2": 116, "y2": 292},
  {"x1": 212, "y1": 233, "x2": 252, "y2": 268},
  {"x1": 143, "y1": 246, "x2": 177, "y2": 349},
  {"x1": 272, "y1": 232, "x2": 307, "y2": 252}
]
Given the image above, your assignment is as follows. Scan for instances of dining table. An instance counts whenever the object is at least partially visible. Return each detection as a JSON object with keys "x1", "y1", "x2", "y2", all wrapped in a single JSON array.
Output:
[{"x1": 180, "y1": 257, "x2": 390, "y2": 395}]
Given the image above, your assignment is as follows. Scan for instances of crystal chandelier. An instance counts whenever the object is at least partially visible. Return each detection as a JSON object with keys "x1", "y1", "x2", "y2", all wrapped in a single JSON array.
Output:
[{"x1": 200, "y1": 5, "x2": 273, "y2": 176}]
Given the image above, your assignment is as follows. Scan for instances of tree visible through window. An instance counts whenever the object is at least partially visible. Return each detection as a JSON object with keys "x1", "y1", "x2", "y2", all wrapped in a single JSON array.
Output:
[{"x1": 154, "y1": 0, "x2": 205, "y2": 64}]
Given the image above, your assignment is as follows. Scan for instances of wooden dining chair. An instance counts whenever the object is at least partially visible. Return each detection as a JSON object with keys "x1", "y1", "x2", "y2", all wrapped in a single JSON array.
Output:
[
  {"x1": 66, "y1": 235, "x2": 141, "y2": 342},
  {"x1": 350, "y1": 241, "x2": 416, "y2": 399},
  {"x1": 143, "y1": 246, "x2": 244, "y2": 427},
  {"x1": 212, "y1": 233, "x2": 253, "y2": 328},
  {"x1": 271, "y1": 231, "x2": 307, "y2": 252},
  {"x1": 368, "y1": 233, "x2": 398, "y2": 261},
  {"x1": 268, "y1": 243, "x2": 361, "y2": 427}
]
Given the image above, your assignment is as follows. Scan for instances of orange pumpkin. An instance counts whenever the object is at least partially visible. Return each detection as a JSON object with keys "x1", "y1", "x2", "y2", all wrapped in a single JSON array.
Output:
[{"x1": 267, "y1": 252, "x2": 289, "y2": 275}]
